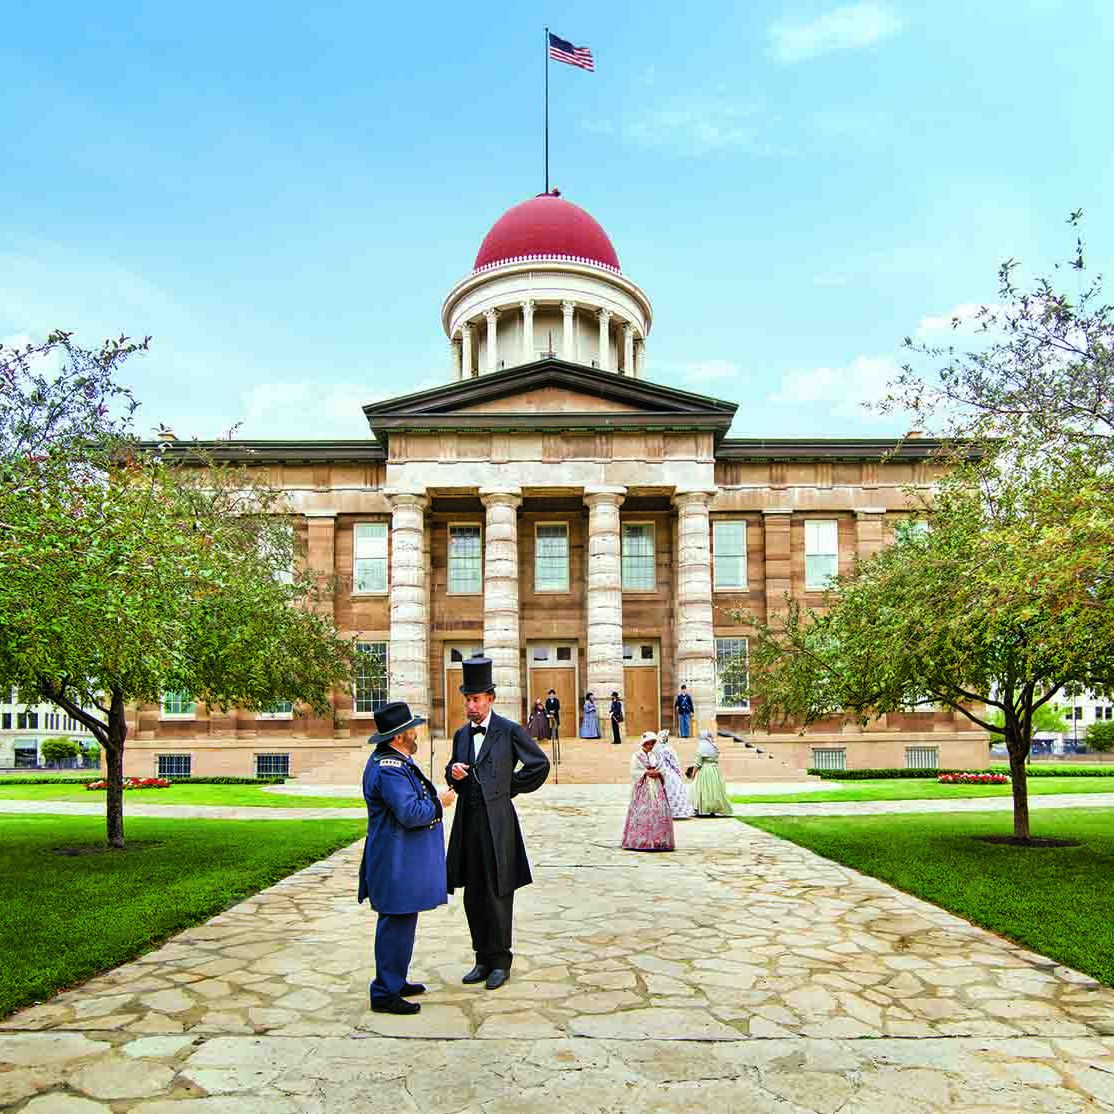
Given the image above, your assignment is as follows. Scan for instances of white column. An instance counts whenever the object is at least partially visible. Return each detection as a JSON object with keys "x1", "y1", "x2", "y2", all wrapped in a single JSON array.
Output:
[
  {"x1": 387, "y1": 490, "x2": 430, "y2": 722},
  {"x1": 479, "y1": 488, "x2": 523, "y2": 721},
  {"x1": 485, "y1": 308, "x2": 499, "y2": 373},
  {"x1": 451, "y1": 338, "x2": 462, "y2": 381},
  {"x1": 597, "y1": 309, "x2": 612, "y2": 371},
  {"x1": 460, "y1": 324, "x2": 473, "y2": 379},
  {"x1": 634, "y1": 338, "x2": 646, "y2": 379},
  {"x1": 623, "y1": 323, "x2": 635, "y2": 376},
  {"x1": 583, "y1": 485, "x2": 626, "y2": 712},
  {"x1": 561, "y1": 300, "x2": 575, "y2": 361},
  {"x1": 673, "y1": 490, "x2": 718, "y2": 735},
  {"x1": 520, "y1": 299, "x2": 535, "y2": 364}
]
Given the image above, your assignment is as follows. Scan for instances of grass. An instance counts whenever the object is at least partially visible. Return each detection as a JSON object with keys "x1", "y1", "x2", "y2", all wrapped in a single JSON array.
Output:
[
  {"x1": 746, "y1": 808, "x2": 1114, "y2": 986},
  {"x1": 0, "y1": 814, "x2": 366, "y2": 1018},
  {"x1": 732, "y1": 776, "x2": 1114, "y2": 805},
  {"x1": 0, "y1": 782, "x2": 364, "y2": 809}
]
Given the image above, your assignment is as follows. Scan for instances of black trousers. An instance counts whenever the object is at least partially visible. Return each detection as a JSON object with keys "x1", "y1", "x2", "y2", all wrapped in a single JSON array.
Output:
[
  {"x1": 612, "y1": 718, "x2": 622, "y2": 745},
  {"x1": 461, "y1": 791, "x2": 514, "y2": 970}
]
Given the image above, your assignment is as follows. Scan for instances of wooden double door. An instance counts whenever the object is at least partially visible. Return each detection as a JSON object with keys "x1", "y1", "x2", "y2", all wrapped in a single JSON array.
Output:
[
  {"x1": 526, "y1": 643, "x2": 579, "y2": 735},
  {"x1": 622, "y1": 640, "x2": 661, "y2": 739}
]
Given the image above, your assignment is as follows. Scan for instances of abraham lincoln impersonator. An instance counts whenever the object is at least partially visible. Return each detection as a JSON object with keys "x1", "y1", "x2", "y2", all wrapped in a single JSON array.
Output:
[{"x1": 445, "y1": 655, "x2": 550, "y2": 990}]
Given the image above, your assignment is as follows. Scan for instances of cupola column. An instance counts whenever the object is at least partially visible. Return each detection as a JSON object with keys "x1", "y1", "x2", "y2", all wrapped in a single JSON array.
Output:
[
  {"x1": 460, "y1": 324, "x2": 473, "y2": 379},
  {"x1": 520, "y1": 299, "x2": 535, "y2": 364},
  {"x1": 561, "y1": 301, "x2": 576, "y2": 361},
  {"x1": 451, "y1": 337, "x2": 462, "y2": 381},
  {"x1": 623, "y1": 323, "x2": 636, "y2": 377},
  {"x1": 597, "y1": 309, "x2": 612, "y2": 371},
  {"x1": 634, "y1": 338, "x2": 646, "y2": 379},
  {"x1": 485, "y1": 308, "x2": 499, "y2": 373}
]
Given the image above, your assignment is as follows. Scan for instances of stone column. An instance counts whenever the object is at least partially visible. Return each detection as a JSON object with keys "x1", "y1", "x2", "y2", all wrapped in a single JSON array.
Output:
[
  {"x1": 623, "y1": 323, "x2": 636, "y2": 377},
  {"x1": 451, "y1": 337, "x2": 462, "y2": 381},
  {"x1": 763, "y1": 509, "x2": 793, "y2": 625},
  {"x1": 597, "y1": 309, "x2": 612, "y2": 371},
  {"x1": 583, "y1": 486, "x2": 626, "y2": 708},
  {"x1": 480, "y1": 488, "x2": 523, "y2": 721},
  {"x1": 387, "y1": 490, "x2": 430, "y2": 720},
  {"x1": 854, "y1": 508, "x2": 887, "y2": 560},
  {"x1": 485, "y1": 308, "x2": 499, "y2": 373},
  {"x1": 520, "y1": 299, "x2": 535, "y2": 364},
  {"x1": 673, "y1": 490, "x2": 718, "y2": 735},
  {"x1": 561, "y1": 300, "x2": 575, "y2": 361},
  {"x1": 460, "y1": 323, "x2": 473, "y2": 379},
  {"x1": 634, "y1": 338, "x2": 645, "y2": 379}
]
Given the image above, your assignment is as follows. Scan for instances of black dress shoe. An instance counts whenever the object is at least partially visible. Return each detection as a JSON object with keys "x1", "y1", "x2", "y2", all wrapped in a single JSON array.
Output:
[
  {"x1": 462, "y1": 964, "x2": 490, "y2": 984},
  {"x1": 400, "y1": 981, "x2": 426, "y2": 997},
  {"x1": 371, "y1": 994, "x2": 420, "y2": 1015},
  {"x1": 484, "y1": 968, "x2": 509, "y2": 990}
]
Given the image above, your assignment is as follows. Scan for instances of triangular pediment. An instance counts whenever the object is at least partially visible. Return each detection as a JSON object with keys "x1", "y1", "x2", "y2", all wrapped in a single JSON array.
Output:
[{"x1": 363, "y1": 358, "x2": 737, "y2": 443}]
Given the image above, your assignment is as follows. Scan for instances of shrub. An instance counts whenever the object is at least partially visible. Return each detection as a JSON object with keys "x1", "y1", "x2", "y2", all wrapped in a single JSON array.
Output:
[
  {"x1": 0, "y1": 775, "x2": 286, "y2": 786},
  {"x1": 808, "y1": 766, "x2": 1114, "y2": 780},
  {"x1": 40, "y1": 738, "x2": 80, "y2": 765},
  {"x1": 938, "y1": 772, "x2": 1009, "y2": 785},
  {"x1": 85, "y1": 778, "x2": 172, "y2": 790},
  {"x1": 1086, "y1": 721, "x2": 1114, "y2": 754}
]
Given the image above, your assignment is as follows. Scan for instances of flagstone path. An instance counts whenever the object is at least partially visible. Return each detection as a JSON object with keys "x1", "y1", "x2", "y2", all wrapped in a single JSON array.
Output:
[{"x1": 3, "y1": 790, "x2": 1114, "y2": 1111}]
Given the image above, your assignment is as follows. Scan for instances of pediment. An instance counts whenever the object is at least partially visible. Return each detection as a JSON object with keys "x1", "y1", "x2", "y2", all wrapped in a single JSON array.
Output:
[{"x1": 363, "y1": 358, "x2": 737, "y2": 443}]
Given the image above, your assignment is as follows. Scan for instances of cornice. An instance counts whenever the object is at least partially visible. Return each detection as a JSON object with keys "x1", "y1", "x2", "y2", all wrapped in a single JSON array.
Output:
[
  {"x1": 140, "y1": 440, "x2": 386, "y2": 464},
  {"x1": 715, "y1": 437, "x2": 981, "y2": 462}
]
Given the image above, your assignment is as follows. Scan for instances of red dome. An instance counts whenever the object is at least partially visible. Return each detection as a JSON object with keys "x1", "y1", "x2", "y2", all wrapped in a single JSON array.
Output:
[{"x1": 474, "y1": 194, "x2": 620, "y2": 271}]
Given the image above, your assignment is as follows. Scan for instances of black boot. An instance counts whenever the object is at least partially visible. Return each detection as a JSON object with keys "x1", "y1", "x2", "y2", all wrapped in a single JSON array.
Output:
[
  {"x1": 371, "y1": 994, "x2": 420, "y2": 1015},
  {"x1": 462, "y1": 964, "x2": 490, "y2": 984}
]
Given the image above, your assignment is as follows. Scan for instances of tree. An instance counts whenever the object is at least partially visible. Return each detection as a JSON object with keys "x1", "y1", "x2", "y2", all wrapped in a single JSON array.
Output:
[
  {"x1": 733, "y1": 456, "x2": 1114, "y2": 841},
  {"x1": 1086, "y1": 720, "x2": 1114, "y2": 754},
  {"x1": 0, "y1": 334, "x2": 358, "y2": 847},
  {"x1": 40, "y1": 738, "x2": 80, "y2": 766},
  {"x1": 988, "y1": 703, "x2": 1069, "y2": 737}
]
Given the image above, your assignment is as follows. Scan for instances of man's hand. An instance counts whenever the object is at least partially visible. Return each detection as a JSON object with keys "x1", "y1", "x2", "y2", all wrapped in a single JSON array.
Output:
[
  {"x1": 450, "y1": 762, "x2": 470, "y2": 781},
  {"x1": 438, "y1": 788, "x2": 456, "y2": 808}
]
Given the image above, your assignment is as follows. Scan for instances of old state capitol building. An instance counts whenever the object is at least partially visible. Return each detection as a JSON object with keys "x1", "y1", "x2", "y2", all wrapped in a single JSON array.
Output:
[{"x1": 127, "y1": 193, "x2": 985, "y2": 782}]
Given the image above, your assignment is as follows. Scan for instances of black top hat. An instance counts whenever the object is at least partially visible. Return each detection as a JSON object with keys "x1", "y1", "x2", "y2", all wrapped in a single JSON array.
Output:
[
  {"x1": 459, "y1": 655, "x2": 495, "y2": 695},
  {"x1": 367, "y1": 700, "x2": 427, "y2": 745}
]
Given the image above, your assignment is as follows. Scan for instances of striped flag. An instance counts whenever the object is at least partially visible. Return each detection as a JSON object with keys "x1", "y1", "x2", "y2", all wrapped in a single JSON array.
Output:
[{"x1": 548, "y1": 32, "x2": 595, "y2": 71}]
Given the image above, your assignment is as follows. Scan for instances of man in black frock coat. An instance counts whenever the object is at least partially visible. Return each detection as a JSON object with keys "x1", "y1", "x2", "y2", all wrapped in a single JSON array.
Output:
[{"x1": 445, "y1": 655, "x2": 550, "y2": 990}]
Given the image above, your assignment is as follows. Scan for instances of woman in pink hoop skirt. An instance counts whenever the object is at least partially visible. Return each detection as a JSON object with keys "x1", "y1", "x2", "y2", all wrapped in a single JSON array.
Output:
[{"x1": 621, "y1": 731, "x2": 675, "y2": 852}]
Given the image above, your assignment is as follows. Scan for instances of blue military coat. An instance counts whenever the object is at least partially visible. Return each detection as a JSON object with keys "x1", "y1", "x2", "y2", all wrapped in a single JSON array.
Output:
[{"x1": 358, "y1": 742, "x2": 448, "y2": 915}]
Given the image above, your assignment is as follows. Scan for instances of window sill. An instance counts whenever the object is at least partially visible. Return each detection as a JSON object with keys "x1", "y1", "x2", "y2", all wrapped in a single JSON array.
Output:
[
  {"x1": 534, "y1": 587, "x2": 571, "y2": 595},
  {"x1": 713, "y1": 585, "x2": 750, "y2": 593},
  {"x1": 351, "y1": 591, "x2": 390, "y2": 598},
  {"x1": 621, "y1": 588, "x2": 658, "y2": 596},
  {"x1": 350, "y1": 712, "x2": 378, "y2": 719},
  {"x1": 716, "y1": 706, "x2": 750, "y2": 714},
  {"x1": 159, "y1": 714, "x2": 197, "y2": 721},
  {"x1": 257, "y1": 714, "x2": 294, "y2": 721},
  {"x1": 446, "y1": 591, "x2": 483, "y2": 598}
]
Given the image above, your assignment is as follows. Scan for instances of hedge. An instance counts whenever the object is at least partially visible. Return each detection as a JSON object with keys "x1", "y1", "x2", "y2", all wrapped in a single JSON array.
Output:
[
  {"x1": 808, "y1": 766, "x2": 1114, "y2": 780},
  {"x1": 0, "y1": 775, "x2": 287, "y2": 786}
]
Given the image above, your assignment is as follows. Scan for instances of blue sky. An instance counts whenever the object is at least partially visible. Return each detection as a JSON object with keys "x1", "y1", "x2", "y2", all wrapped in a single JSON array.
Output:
[{"x1": 3, "y1": 1, "x2": 1111, "y2": 440}]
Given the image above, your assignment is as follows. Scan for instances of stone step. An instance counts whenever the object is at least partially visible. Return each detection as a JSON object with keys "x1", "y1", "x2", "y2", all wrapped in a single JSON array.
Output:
[{"x1": 295, "y1": 734, "x2": 817, "y2": 786}]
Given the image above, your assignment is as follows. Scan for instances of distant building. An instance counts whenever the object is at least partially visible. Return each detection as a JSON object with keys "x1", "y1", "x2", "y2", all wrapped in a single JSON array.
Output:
[{"x1": 1, "y1": 689, "x2": 98, "y2": 768}]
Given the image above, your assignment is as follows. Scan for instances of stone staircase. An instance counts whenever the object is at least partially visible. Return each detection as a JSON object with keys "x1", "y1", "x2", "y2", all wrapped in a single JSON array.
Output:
[{"x1": 295, "y1": 732, "x2": 816, "y2": 786}]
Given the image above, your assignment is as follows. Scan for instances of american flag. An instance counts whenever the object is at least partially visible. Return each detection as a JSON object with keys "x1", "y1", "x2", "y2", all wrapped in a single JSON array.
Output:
[{"x1": 548, "y1": 32, "x2": 595, "y2": 71}]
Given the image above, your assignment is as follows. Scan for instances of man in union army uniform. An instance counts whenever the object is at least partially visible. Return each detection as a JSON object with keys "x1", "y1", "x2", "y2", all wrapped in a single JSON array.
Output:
[
  {"x1": 445, "y1": 655, "x2": 550, "y2": 990},
  {"x1": 358, "y1": 701, "x2": 456, "y2": 1015}
]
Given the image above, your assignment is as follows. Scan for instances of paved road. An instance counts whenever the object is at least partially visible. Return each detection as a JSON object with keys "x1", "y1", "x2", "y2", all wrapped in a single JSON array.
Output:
[{"x1": 3, "y1": 789, "x2": 1114, "y2": 1110}]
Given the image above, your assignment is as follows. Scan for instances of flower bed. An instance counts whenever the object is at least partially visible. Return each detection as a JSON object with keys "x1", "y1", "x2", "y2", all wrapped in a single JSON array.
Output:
[
  {"x1": 85, "y1": 777, "x2": 172, "y2": 790},
  {"x1": 938, "y1": 772, "x2": 1009, "y2": 785}
]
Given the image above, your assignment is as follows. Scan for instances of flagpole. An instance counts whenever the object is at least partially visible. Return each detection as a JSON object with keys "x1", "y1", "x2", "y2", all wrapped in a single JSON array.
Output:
[{"x1": 543, "y1": 26, "x2": 549, "y2": 194}]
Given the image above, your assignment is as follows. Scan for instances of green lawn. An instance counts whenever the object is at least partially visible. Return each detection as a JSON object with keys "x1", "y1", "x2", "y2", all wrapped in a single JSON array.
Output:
[
  {"x1": 0, "y1": 782, "x2": 364, "y2": 809},
  {"x1": 732, "y1": 776, "x2": 1114, "y2": 805},
  {"x1": 0, "y1": 814, "x2": 366, "y2": 1017},
  {"x1": 746, "y1": 808, "x2": 1114, "y2": 986}
]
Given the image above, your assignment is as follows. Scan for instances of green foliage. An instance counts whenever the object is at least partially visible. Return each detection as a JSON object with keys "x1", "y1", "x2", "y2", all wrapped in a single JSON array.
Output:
[
  {"x1": 39, "y1": 738, "x2": 80, "y2": 765},
  {"x1": 988, "y1": 703, "x2": 1070, "y2": 736},
  {"x1": 808, "y1": 767, "x2": 995, "y2": 780},
  {"x1": 1085, "y1": 720, "x2": 1114, "y2": 753}
]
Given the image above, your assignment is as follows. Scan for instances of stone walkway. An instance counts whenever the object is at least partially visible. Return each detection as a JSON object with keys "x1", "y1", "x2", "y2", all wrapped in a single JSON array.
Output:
[{"x1": 3, "y1": 793, "x2": 1114, "y2": 1110}]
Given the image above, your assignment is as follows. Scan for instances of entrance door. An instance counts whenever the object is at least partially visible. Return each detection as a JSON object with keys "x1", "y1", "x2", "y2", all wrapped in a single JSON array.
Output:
[
  {"x1": 622, "y1": 640, "x2": 660, "y2": 738},
  {"x1": 443, "y1": 643, "x2": 485, "y2": 734},
  {"x1": 526, "y1": 643, "x2": 578, "y2": 736}
]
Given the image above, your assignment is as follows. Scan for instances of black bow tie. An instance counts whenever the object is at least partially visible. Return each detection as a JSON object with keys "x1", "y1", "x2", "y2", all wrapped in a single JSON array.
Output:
[{"x1": 469, "y1": 724, "x2": 486, "y2": 737}]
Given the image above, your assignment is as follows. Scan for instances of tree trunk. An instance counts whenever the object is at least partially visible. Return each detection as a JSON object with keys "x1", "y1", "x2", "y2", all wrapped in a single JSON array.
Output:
[
  {"x1": 104, "y1": 687, "x2": 129, "y2": 849},
  {"x1": 1006, "y1": 738, "x2": 1031, "y2": 841}
]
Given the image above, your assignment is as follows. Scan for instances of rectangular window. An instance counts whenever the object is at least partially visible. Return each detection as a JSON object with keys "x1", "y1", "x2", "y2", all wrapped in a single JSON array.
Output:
[
  {"x1": 161, "y1": 692, "x2": 196, "y2": 717},
  {"x1": 448, "y1": 525, "x2": 482, "y2": 594},
  {"x1": 157, "y1": 753, "x2": 192, "y2": 778},
  {"x1": 1074, "y1": 706, "x2": 1083, "y2": 720},
  {"x1": 258, "y1": 701, "x2": 293, "y2": 719},
  {"x1": 534, "y1": 524, "x2": 570, "y2": 592},
  {"x1": 715, "y1": 637, "x2": 749, "y2": 709},
  {"x1": 905, "y1": 746, "x2": 939, "y2": 770},
  {"x1": 27, "y1": 711, "x2": 38, "y2": 729},
  {"x1": 353, "y1": 523, "x2": 388, "y2": 594},
  {"x1": 255, "y1": 753, "x2": 291, "y2": 778},
  {"x1": 354, "y1": 641, "x2": 389, "y2": 714},
  {"x1": 812, "y1": 748, "x2": 846, "y2": 771},
  {"x1": 805, "y1": 519, "x2": 839, "y2": 590},
  {"x1": 621, "y1": 523, "x2": 655, "y2": 591},
  {"x1": 713, "y1": 521, "x2": 748, "y2": 589},
  {"x1": 1, "y1": 713, "x2": 9, "y2": 730},
  {"x1": 17, "y1": 712, "x2": 27, "y2": 729}
]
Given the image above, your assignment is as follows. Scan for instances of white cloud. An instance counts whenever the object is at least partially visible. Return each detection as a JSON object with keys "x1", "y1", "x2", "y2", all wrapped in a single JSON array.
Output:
[
  {"x1": 769, "y1": 355, "x2": 898, "y2": 420},
  {"x1": 768, "y1": 3, "x2": 903, "y2": 63},
  {"x1": 916, "y1": 302, "x2": 1000, "y2": 336},
  {"x1": 650, "y1": 358, "x2": 746, "y2": 389}
]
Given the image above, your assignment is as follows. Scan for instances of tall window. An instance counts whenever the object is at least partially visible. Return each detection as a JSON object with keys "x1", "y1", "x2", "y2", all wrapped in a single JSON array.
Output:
[
  {"x1": 161, "y1": 692, "x2": 196, "y2": 717},
  {"x1": 354, "y1": 523, "x2": 388, "y2": 593},
  {"x1": 715, "y1": 637, "x2": 749, "y2": 709},
  {"x1": 448, "y1": 525, "x2": 482, "y2": 594},
  {"x1": 255, "y1": 753, "x2": 291, "y2": 778},
  {"x1": 354, "y1": 641, "x2": 389, "y2": 714},
  {"x1": 157, "y1": 753, "x2": 192, "y2": 777},
  {"x1": 805, "y1": 519, "x2": 839, "y2": 590},
  {"x1": 621, "y1": 523, "x2": 655, "y2": 591},
  {"x1": 535, "y1": 524, "x2": 569, "y2": 592},
  {"x1": 713, "y1": 520, "x2": 748, "y2": 590}
]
